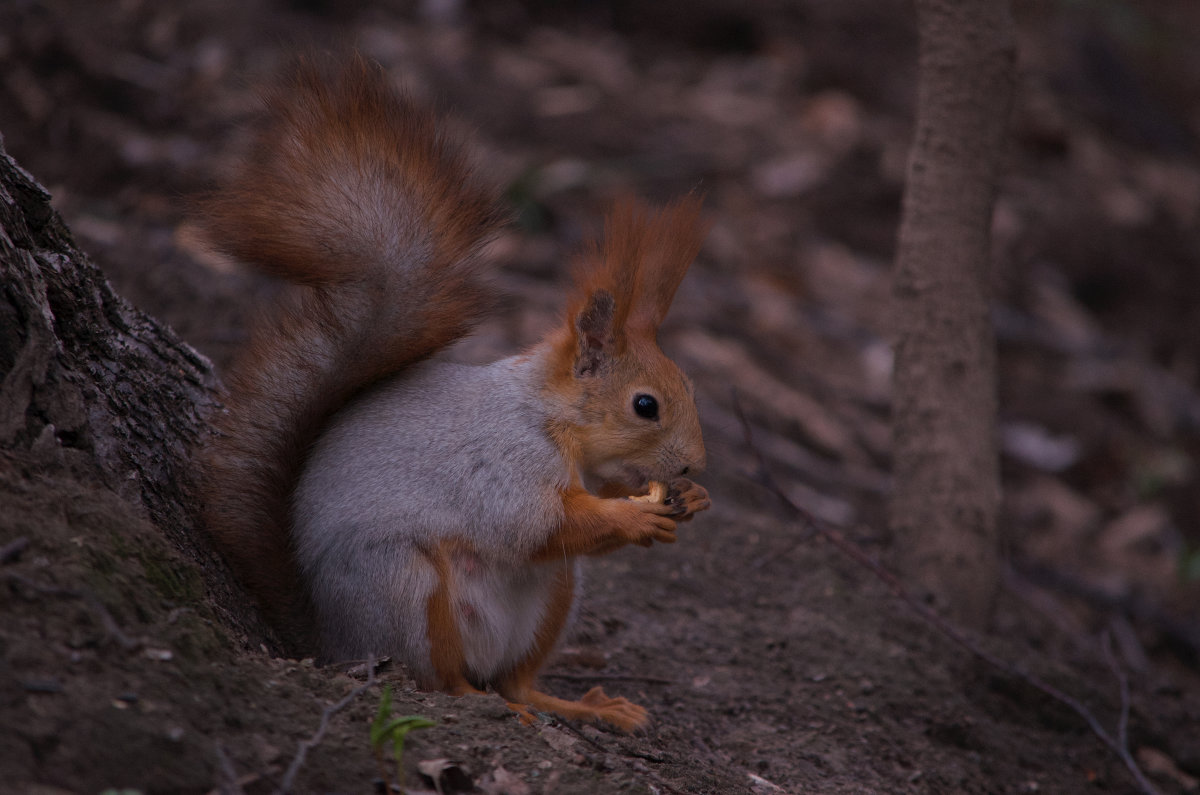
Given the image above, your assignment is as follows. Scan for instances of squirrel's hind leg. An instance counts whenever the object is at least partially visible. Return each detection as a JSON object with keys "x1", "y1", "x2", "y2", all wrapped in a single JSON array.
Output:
[
  {"x1": 494, "y1": 563, "x2": 649, "y2": 732},
  {"x1": 425, "y1": 541, "x2": 486, "y2": 697}
]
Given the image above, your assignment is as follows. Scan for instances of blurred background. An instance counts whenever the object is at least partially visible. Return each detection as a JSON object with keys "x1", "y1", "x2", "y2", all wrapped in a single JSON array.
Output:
[{"x1": 3, "y1": 0, "x2": 1200, "y2": 789}]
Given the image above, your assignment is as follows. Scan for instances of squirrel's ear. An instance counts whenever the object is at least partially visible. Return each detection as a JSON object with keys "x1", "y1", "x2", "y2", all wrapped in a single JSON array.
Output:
[
  {"x1": 573, "y1": 289, "x2": 617, "y2": 377},
  {"x1": 628, "y1": 194, "x2": 708, "y2": 336}
]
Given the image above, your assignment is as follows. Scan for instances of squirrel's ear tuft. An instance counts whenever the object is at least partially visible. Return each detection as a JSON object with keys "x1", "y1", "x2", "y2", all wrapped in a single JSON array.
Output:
[
  {"x1": 558, "y1": 193, "x2": 706, "y2": 374},
  {"x1": 573, "y1": 289, "x2": 617, "y2": 377},
  {"x1": 628, "y1": 193, "x2": 708, "y2": 335}
]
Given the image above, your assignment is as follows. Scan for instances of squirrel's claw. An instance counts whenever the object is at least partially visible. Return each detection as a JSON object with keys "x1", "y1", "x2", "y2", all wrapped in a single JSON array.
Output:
[
  {"x1": 666, "y1": 478, "x2": 711, "y2": 521},
  {"x1": 626, "y1": 500, "x2": 678, "y2": 545},
  {"x1": 580, "y1": 686, "x2": 650, "y2": 731},
  {"x1": 505, "y1": 701, "x2": 541, "y2": 726},
  {"x1": 502, "y1": 686, "x2": 649, "y2": 732},
  {"x1": 622, "y1": 478, "x2": 710, "y2": 545}
]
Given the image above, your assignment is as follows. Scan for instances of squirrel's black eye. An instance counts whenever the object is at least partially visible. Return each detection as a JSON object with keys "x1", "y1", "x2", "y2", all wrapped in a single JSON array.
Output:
[{"x1": 632, "y1": 393, "x2": 659, "y2": 420}]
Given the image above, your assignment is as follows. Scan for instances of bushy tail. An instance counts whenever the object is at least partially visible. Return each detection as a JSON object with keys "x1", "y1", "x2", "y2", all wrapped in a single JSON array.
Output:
[{"x1": 198, "y1": 55, "x2": 504, "y2": 649}]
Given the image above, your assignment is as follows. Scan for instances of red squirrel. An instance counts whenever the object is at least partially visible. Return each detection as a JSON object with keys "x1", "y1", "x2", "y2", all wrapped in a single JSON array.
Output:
[{"x1": 199, "y1": 55, "x2": 710, "y2": 731}]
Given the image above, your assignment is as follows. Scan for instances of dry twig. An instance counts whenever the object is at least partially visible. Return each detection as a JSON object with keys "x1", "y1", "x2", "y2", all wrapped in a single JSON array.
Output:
[
  {"x1": 1100, "y1": 629, "x2": 1132, "y2": 765},
  {"x1": 732, "y1": 395, "x2": 1162, "y2": 795},
  {"x1": 211, "y1": 743, "x2": 248, "y2": 795},
  {"x1": 1011, "y1": 556, "x2": 1200, "y2": 662},
  {"x1": 274, "y1": 658, "x2": 379, "y2": 794},
  {"x1": 0, "y1": 535, "x2": 30, "y2": 563}
]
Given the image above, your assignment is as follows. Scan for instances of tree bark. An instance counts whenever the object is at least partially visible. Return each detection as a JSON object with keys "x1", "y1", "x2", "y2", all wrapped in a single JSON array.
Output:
[
  {"x1": 0, "y1": 137, "x2": 271, "y2": 642},
  {"x1": 889, "y1": 0, "x2": 1015, "y2": 627}
]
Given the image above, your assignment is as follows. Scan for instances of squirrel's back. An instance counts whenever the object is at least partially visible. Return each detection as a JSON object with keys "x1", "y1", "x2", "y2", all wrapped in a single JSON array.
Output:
[{"x1": 197, "y1": 55, "x2": 504, "y2": 649}]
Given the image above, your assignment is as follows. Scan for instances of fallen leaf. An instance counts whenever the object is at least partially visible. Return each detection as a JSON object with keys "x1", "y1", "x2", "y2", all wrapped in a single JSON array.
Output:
[
  {"x1": 478, "y1": 765, "x2": 531, "y2": 795},
  {"x1": 748, "y1": 772, "x2": 789, "y2": 793},
  {"x1": 1137, "y1": 747, "x2": 1199, "y2": 791},
  {"x1": 417, "y1": 758, "x2": 474, "y2": 793}
]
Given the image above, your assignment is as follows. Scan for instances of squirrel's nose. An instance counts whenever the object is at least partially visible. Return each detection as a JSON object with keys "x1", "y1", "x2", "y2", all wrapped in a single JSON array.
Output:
[{"x1": 680, "y1": 466, "x2": 690, "y2": 476}]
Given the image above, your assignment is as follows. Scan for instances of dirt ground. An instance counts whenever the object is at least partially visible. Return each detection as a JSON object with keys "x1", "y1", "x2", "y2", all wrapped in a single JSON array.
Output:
[{"x1": 3, "y1": 1, "x2": 1200, "y2": 793}]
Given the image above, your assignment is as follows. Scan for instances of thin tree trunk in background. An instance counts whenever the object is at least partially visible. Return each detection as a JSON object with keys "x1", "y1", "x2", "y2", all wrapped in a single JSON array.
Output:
[{"x1": 890, "y1": 0, "x2": 1016, "y2": 628}]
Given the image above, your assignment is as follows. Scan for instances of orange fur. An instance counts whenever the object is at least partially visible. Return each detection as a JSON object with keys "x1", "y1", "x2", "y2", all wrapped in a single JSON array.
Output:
[
  {"x1": 564, "y1": 194, "x2": 708, "y2": 343},
  {"x1": 421, "y1": 542, "x2": 645, "y2": 728},
  {"x1": 535, "y1": 198, "x2": 710, "y2": 534},
  {"x1": 198, "y1": 55, "x2": 503, "y2": 649},
  {"x1": 201, "y1": 54, "x2": 501, "y2": 288},
  {"x1": 530, "y1": 487, "x2": 676, "y2": 561},
  {"x1": 494, "y1": 563, "x2": 647, "y2": 732},
  {"x1": 198, "y1": 56, "x2": 711, "y2": 732},
  {"x1": 424, "y1": 540, "x2": 484, "y2": 695}
]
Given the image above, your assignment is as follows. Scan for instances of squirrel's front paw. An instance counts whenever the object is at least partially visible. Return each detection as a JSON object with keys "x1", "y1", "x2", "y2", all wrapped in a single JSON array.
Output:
[
  {"x1": 625, "y1": 499, "x2": 679, "y2": 547},
  {"x1": 665, "y1": 478, "x2": 711, "y2": 521},
  {"x1": 620, "y1": 478, "x2": 709, "y2": 546}
]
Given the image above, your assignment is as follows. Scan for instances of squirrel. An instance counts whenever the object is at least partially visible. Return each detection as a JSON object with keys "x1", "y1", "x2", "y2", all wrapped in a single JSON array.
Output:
[{"x1": 198, "y1": 55, "x2": 711, "y2": 732}]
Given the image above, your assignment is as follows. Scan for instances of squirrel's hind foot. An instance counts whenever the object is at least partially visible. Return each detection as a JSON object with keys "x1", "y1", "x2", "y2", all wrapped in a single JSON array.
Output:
[{"x1": 502, "y1": 685, "x2": 649, "y2": 732}]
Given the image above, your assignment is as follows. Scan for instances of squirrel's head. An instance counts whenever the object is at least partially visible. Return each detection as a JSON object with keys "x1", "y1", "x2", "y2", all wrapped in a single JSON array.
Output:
[{"x1": 545, "y1": 195, "x2": 709, "y2": 494}]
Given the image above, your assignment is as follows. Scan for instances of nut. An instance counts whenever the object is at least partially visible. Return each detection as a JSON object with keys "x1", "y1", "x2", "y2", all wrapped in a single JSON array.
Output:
[{"x1": 629, "y1": 481, "x2": 667, "y2": 504}]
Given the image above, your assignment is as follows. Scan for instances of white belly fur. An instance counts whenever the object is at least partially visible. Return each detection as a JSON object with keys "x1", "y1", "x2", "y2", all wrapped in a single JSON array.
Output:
[{"x1": 451, "y1": 551, "x2": 575, "y2": 683}]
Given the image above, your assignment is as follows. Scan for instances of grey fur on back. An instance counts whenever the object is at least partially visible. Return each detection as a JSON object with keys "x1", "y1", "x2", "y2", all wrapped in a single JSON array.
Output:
[{"x1": 292, "y1": 349, "x2": 571, "y2": 677}]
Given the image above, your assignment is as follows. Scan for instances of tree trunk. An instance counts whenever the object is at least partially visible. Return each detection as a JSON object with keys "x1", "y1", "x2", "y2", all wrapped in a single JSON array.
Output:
[
  {"x1": 0, "y1": 138, "x2": 271, "y2": 643},
  {"x1": 889, "y1": 0, "x2": 1016, "y2": 628}
]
